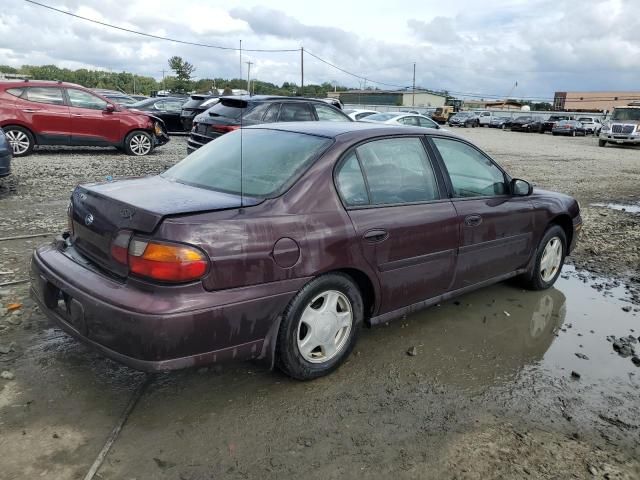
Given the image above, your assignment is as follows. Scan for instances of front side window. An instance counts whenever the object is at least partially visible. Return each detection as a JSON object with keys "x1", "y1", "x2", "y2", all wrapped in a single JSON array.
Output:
[
  {"x1": 356, "y1": 137, "x2": 439, "y2": 205},
  {"x1": 25, "y1": 87, "x2": 64, "y2": 105},
  {"x1": 335, "y1": 151, "x2": 369, "y2": 206},
  {"x1": 432, "y1": 137, "x2": 506, "y2": 198},
  {"x1": 67, "y1": 89, "x2": 108, "y2": 110},
  {"x1": 314, "y1": 104, "x2": 349, "y2": 122},
  {"x1": 278, "y1": 103, "x2": 314, "y2": 122},
  {"x1": 163, "y1": 129, "x2": 332, "y2": 198}
]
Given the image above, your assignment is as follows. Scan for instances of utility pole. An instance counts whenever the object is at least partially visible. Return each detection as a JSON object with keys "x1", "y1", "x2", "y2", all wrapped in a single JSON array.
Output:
[
  {"x1": 300, "y1": 47, "x2": 304, "y2": 97},
  {"x1": 159, "y1": 69, "x2": 166, "y2": 91},
  {"x1": 246, "y1": 61, "x2": 254, "y2": 94},
  {"x1": 412, "y1": 62, "x2": 416, "y2": 107}
]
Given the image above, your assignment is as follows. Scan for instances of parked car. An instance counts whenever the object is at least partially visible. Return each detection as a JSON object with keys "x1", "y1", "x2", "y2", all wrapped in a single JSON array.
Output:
[
  {"x1": 130, "y1": 94, "x2": 149, "y2": 102},
  {"x1": 477, "y1": 111, "x2": 501, "y2": 127},
  {"x1": 180, "y1": 94, "x2": 219, "y2": 131},
  {"x1": 343, "y1": 109, "x2": 379, "y2": 121},
  {"x1": 599, "y1": 104, "x2": 640, "y2": 147},
  {"x1": 510, "y1": 116, "x2": 542, "y2": 132},
  {"x1": 448, "y1": 111, "x2": 480, "y2": 128},
  {"x1": 577, "y1": 116, "x2": 602, "y2": 135},
  {"x1": 0, "y1": 80, "x2": 169, "y2": 156},
  {"x1": 31, "y1": 121, "x2": 581, "y2": 380},
  {"x1": 91, "y1": 89, "x2": 138, "y2": 106},
  {"x1": 188, "y1": 96, "x2": 352, "y2": 153},
  {"x1": 360, "y1": 112, "x2": 444, "y2": 130},
  {"x1": 540, "y1": 115, "x2": 573, "y2": 134},
  {"x1": 552, "y1": 120, "x2": 587, "y2": 136},
  {"x1": 0, "y1": 127, "x2": 12, "y2": 178},
  {"x1": 128, "y1": 97, "x2": 188, "y2": 132},
  {"x1": 489, "y1": 116, "x2": 512, "y2": 129}
]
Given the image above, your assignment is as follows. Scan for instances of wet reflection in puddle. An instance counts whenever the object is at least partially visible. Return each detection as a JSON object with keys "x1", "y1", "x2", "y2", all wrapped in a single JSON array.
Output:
[{"x1": 591, "y1": 202, "x2": 640, "y2": 214}]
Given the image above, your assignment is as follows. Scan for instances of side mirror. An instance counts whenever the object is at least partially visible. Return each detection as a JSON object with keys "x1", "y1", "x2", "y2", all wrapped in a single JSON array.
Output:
[
  {"x1": 511, "y1": 178, "x2": 533, "y2": 196},
  {"x1": 104, "y1": 104, "x2": 116, "y2": 113}
]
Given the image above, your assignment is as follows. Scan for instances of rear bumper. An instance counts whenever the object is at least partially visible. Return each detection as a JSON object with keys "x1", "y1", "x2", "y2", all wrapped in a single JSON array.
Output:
[{"x1": 30, "y1": 243, "x2": 308, "y2": 372}]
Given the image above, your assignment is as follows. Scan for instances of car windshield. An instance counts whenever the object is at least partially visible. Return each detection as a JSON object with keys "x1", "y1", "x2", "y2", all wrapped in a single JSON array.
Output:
[
  {"x1": 129, "y1": 99, "x2": 155, "y2": 108},
  {"x1": 556, "y1": 120, "x2": 572, "y2": 126},
  {"x1": 578, "y1": 118, "x2": 593, "y2": 122},
  {"x1": 611, "y1": 108, "x2": 640, "y2": 121},
  {"x1": 364, "y1": 113, "x2": 399, "y2": 121},
  {"x1": 162, "y1": 129, "x2": 333, "y2": 198},
  {"x1": 515, "y1": 116, "x2": 532, "y2": 121}
]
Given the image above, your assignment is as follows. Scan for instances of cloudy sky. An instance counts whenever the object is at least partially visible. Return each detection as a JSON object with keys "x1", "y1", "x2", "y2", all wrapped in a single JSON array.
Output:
[{"x1": 1, "y1": 0, "x2": 639, "y2": 99}]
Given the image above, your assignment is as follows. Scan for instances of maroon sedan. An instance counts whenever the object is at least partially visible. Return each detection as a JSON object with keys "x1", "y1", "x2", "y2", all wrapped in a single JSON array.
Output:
[{"x1": 31, "y1": 122, "x2": 582, "y2": 380}]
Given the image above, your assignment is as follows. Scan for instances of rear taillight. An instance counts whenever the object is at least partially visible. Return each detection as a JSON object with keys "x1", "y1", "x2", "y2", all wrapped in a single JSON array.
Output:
[
  {"x1": 211, "y1": 125, "x2": 240, "y2": 134},
  {"x1": 128, "y1": 239, "x2": 208, "y2": 283},
  {"x1": 110, "y1": 233, "x2": 208, "y2": 283}
]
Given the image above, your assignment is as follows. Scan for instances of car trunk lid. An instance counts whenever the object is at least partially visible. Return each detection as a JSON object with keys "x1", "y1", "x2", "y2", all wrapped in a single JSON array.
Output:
[{"x1": 70, "y1": 175, "x2": 260, "y2": 276}]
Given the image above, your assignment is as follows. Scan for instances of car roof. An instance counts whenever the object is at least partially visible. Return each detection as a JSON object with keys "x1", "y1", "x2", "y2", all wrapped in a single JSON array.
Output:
[
  {"x1": 223, "y1": 95, "x2": 334, "y2": 105},
  {"x1": 0, "y1": 79, "x2": 84, "y2": 89},
  {"x1": 246, "y1": 121, "x2": 461, "y2": 141}
]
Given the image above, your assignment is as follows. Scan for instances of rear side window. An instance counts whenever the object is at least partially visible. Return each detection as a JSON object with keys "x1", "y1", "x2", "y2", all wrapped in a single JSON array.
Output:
[
  {"x1": 399, "y1": 116, "x2": 419, "y2": 126},
  {"x1": 207, "y1": 102, "x2": 255, "y2": 120},
  {"x1": 6, "y1": 88, "x2": 24, "y2": 97},
  {"x1": 336, "y1": 152, "x2": 369, "y2": 206},
  {"x1": 314, "y1": 104, "x2": 349, "y2": 122},
  {"x1": 25, "y1": 87, "x2": 64, "y2": 105},
  {"x1": 356, "y1": 138, "x2": 439, "y2": 205},
  {"x1": 262, "y1": 103, "x2": 281, "y2": 123},
  {"x1": 278, "y1": 103, "x2": 314, "y2": 122},
  {"x1": 243, "y1": 102, "x2": 272, "y2": 122},
  {"x1": 418, "y1": 116, "x2": 438, "y2": 128}
]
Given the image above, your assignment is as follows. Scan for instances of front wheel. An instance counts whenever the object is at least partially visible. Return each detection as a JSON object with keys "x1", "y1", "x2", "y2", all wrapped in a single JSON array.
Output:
[
  {"x1": 124, "y1": 130, "x2": 154, "y2": 156},
  {"x1": 276, "y1": 273, "x2": 363, "y2": 380},
  {"x1": 520, "y1": 225, "x2": 566, "y2": 290},
  {"x1": 598, "y1": 139, "x2": 607, "y2": 147}
]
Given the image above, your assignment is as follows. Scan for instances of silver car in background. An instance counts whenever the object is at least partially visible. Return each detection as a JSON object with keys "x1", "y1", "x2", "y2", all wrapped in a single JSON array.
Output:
[{"x1": 360, "y1": 112, "x2": 445, "y2": 130}]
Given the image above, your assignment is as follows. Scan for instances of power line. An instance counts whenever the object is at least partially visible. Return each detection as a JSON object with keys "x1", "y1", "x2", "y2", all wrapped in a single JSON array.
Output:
[{"x1": 23, "y1": 0, "x2": 299, "y2": 53}]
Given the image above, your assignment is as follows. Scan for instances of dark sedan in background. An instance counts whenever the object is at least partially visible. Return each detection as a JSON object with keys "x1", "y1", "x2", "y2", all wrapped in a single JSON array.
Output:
[
  {"x1": 540, "y1": 115, "x2": 573, "y2": 134},
  {"x1": 448, "y1": 111, "x2": 480, "y2": 127},
  {"x1": 128, "y1": 97, "x2": 189, "y2": 132},
  {"x1": 552, "y1": 120, "x2": 587, "y2": 136},
  {"x1": 31, "y1": 121, "x2": 580, "y2": 380},
  {"x1": 180, "y1": 94, "x2": 219, "y2": 131},
  {"x1": 0, "y1": 127, "x2": 12, "y2": 178},
  {"x1": 489, "y1": 116, "x2": 512, "y2": 129},
  {"x1": 510, "y1": 116, "x2": 542, "y2": 132},
  {"x1": 188, "y1": 96, "x2": 352, "y2": 153}
]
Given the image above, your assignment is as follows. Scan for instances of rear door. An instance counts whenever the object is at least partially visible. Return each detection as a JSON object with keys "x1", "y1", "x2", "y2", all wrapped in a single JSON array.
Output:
[
  {"x1": 156, "y1": 99, "x2": 184, "y2": 131},
  {"x1": 429, "y1": 136, "x2": 534, "y2": 288},
  {"x1": 66, "y1": 88, "x2": 120, "y2": 145},
  {"x1": 335, "y1": 136, "x2": 458, "y2": 314},
  {"x1": 21, "y1": 87, "x2": 71, "y2": 143}
]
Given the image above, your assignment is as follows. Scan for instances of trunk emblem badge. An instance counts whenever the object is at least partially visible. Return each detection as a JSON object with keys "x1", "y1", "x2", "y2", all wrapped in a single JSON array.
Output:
[{"x1": 84, "y1": 213, "x2": 94, "y2": 226}]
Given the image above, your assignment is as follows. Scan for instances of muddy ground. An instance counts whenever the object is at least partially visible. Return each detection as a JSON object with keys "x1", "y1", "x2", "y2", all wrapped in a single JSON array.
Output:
[{"x1": 0, "y1": 130, "x2": 639, "y2": 479}]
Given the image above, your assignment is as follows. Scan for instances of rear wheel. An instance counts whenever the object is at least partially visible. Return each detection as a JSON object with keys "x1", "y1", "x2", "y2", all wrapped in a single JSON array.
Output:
[
  {"x1": 124, "y1": 130, "x2": 153, "y2": 156},
  {"x1": 4, "y1": 126, "x2": 34, "y2": 157},
  {"x1": 276, "y1": 273, "x2": 363, "y2": 380},
  {"x1": 521, "y1": 225, "x2": 566, "y2": 290}
]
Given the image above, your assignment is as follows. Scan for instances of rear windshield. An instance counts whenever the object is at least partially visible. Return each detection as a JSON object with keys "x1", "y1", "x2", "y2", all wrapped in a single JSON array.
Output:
[
  {"x1": 578, "y1": 117, "x2": 593, "y2": 122},
  {"x1": 206, "y1": 102, "x2": 257, "y2": 120},
  {"x1": 364, "y1": 113, "x2": 398, "y2": 121},
  {"x1": 162, "y1": 129, "x2": 333, "y2": 198}
]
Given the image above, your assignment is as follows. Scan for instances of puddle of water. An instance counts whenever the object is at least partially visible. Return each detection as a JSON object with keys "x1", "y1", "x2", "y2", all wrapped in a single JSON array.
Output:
[{"x1": 591, "y1": 202, "x2": 640, "y2": 214}]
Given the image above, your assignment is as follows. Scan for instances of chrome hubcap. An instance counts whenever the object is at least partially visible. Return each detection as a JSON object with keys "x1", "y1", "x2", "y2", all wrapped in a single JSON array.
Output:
[
  {"x1": 130, "y1": 134, "x2": 151, "y2": 155},
  {"x1": 297, "y1": 290, "x2": 353, "y2": 363},
  {"x1": 6, "y1": 130, "x2": 30, "y2": 155},
  {"x1": 540, "y1": 237, "x2": 562, "y2": 282}
]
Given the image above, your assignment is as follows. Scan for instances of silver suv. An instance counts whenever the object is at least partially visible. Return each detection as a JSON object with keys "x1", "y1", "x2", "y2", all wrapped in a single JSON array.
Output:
[{"x1": 599, "y1": 105, "x2": 640, "y2": 147}]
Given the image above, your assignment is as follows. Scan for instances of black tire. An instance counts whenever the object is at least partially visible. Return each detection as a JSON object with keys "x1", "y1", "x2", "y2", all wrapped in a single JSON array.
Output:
[
  {"x1": 275, "y1": 273, "x2": 363, "y2": 380},
  {"x1": 4, "y1": 125, "x2": 35, "y2": 157},
  {"x1": 598, "y1": 139, "x2": 607, "y2": 147},
  {"x1": 552, "y1": 133, "x2": 558, "y2": 136},
  {"x1": 520, "y1": 225, "x2": 567, "y2": 291},
  {"x1": 123, "y1": 130, "x2": 154, "y2": 156}
]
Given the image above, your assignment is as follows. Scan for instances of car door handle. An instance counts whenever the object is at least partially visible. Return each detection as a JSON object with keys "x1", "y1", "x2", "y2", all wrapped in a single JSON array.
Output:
[
  {"x1": 363, "y1": 229, "x2": 388, "y2": 242},
  {"x1": 71, "y1": 114, "x2": 86, "y2": 117},
  {"x1": 21, "y1": 108, "x2": 41, "y2": 113},
  {"x1": 464, "y1": 214, "x2": 483, "y2": 227}
]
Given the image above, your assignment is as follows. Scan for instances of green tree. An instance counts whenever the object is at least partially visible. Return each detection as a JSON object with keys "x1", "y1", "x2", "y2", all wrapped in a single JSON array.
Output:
[{"x1": 168, "y1": 56, "x2": 195, "y2": 92}]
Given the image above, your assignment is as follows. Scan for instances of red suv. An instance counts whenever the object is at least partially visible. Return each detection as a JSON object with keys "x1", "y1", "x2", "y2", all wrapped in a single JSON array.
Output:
[{"x1": 0, "y1": 80, "x2": 169, "y2": 157}]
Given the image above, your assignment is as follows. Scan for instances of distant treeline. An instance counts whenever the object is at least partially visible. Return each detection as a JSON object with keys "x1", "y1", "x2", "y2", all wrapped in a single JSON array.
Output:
[{"x1": 0, "y1": 64, "x2": 347, "y2": 97}]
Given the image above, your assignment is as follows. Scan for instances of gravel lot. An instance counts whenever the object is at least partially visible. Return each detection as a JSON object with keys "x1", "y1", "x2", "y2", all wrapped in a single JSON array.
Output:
[{"x1": 1, "y1": 130, "x2": 639, "y2": 479}]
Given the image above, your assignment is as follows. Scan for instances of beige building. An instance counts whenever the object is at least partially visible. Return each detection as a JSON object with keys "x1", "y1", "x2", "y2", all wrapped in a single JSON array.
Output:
[
  {"x1": 554, "y1": 91, "x2": 640, "y2": 112},
  {"x1": 328, "y1": 90, "x2": 446, "y2": 107}
]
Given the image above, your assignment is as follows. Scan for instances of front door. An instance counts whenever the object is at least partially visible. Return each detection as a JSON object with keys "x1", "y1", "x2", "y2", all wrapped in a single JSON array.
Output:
[
  {"x1": 335, "y1": 136, "x2": 459, "y2": 314},
  {"x1": 429, "y1": 136, "x2": 534, "y2": 289},
  {"x1": 66, "y1": 89, "x2": 119, "y2": 145},
  {"x1": 155, "y1": 99, "x2": 184, "y2": 131}
]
